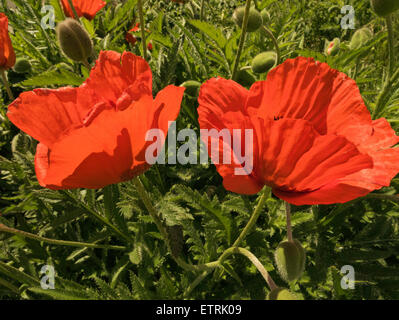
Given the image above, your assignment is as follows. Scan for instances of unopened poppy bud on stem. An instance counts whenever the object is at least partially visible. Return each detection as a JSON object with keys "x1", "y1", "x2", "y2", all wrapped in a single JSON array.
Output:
[
  {"x1": 13, "y1": 58, "x2": 32, "y2": 74},
  {"x1": 180, "y1": 80, "x2": 201, "y2": 97},
  {"x1": 251, "y1": 51, "x2": 277, "y2": 74},
  {"x1": 260, "y1": 8, "x2": 270, "y2": 25},
  {"x1": 349, "y1": 28, "x2": 373, "y2": 50},
  {"x1": 370, "y1": 0, "x2": 399, "y2": 17},
  {"x1": 56, "y1": 18, "x2": 93, "y2": 63},
  {"x1": 325, "y1": 38, "x2": 340, "y2": 56},
  {"x1": 274, "y1": 239, "x2": 306, "y2": 283},
  {"x1": 233, "y1": 6, "x2": 263, "y2": 32}
]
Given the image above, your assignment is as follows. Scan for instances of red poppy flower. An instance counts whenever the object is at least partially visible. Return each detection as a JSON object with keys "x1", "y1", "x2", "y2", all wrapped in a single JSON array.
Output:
[
  {"x1": 60, "y1": 0, "x2": 106, "y2": 20},
  {"x1": 0, "y1": 13, "x2": 16, "y2": 69},
  {"x1": 126, "y1": 23, "x2": 153, "y2": 51},
  {"x1": 198, "y1": 57, "x2": 399, "y2": 205},
  {"x1": 7, "y1": 51, "x2": 184, "y2": 189}
]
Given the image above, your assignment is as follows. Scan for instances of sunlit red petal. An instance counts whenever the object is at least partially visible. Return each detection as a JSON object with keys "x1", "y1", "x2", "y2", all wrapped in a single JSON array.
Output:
[
  {"x1": 0, "y1": 13, "x2": 16, "y2": 69},
  {"x1": 61, "y1": 0, "x2": 106, "y2": 20}
]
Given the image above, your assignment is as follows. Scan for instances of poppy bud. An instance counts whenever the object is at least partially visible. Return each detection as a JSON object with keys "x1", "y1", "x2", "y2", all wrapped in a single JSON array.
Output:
[
  {"x1": 349, "y1": 28, "x2": 373, "y2": 51},
  {"x1": 261, "y1": 9, "x2": 270, "y2": 25},
  {"x1": 325, "y1": 38, "x2": 340, "y2": 56},
  {"x1": 180, "y1": 80, "x2": 201, "y2": 96},
  {"x1": 237, "y1": 67, "x2": 256, "y2": 87},
  {"x1": 274, "y1": 239, "x2": 306, "y2": 282},
  {"x1": 251, "y1": 51, "x2": 277, "y2": 74},
  {"x1": 370, "y1": 0, "x2": 399, "y2": 17},
  {"x1": 233, "y1": 6, "x2": 263, "y2": 33},
  {"x1": 267, "y1": 287, "x2": 299, "y2": 300},
  {"x1": 56, "y1": 18, "x2": 93, "y2": 62},
  {"x1": 13, "y1": 58, "x2": 32, "y2": 74}
]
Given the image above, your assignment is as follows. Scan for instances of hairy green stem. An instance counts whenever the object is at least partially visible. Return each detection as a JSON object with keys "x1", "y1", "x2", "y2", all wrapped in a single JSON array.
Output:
[
  {"x1": 232, "y1": 187, "x2": 269, "y2": 247},
  {"x1": 261, "y1": 25, "x2": 280, "y2": 65},
  {"x1": 231, "y1": 0, "x2": 252, "y2": 80},
  {"x1": 137, "y1": 0, "x2": 147, "y2": 61},
  {"x1": 200, "y1": 0, "x2": 206, "y2": 21},
  {"x1": 285, "y1": 202, "x2": 293, "y2": 242},
  {"x1": 0, "y1": 224, "x2": 126, "y2": 250},
  {"x1": 67, "y1": 0, "x2": 80, "y2": 20},
  {"x1": 0, "y1": 68, "x2": 14, "y2": 101},
  {"x1": 0, "y1": 277, "x2": 20, "y2": 294},
  {"x1": 222, "y1": 247, "x2": 277, "y2": 290},
  {"x1": 386, "y1": 15, "x2": 395, "y2": 80},
  {"x1": 364, "y1": 193, "x2": 399, "y2": 204}
]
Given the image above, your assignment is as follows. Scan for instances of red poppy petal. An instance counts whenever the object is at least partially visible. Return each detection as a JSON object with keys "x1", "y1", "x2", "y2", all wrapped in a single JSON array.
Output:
[
  {"x1": 7, "y1": 87, "x2": 98, "y2": 147},
  {"x1": 36, "y1": 97, "x2": 153, "y2": 189},
  {"x1": 273, "y1": 181, "x2": 371, "y2": 205},
  {"x1": 246, "y1": 57, "x2": 372, "y2": 142},
  {"x1": 84, "y1": 51, "x2": 152, "y2": 107},
  {"x1": 198, "y1": 77, "x2": 249, "y2": 130},
  {"x1": 0, "y1": 13, "x2": 16, "y2": 69},
  {"x1": 338, "y1": 147, "x2": 399, "y2": 191},
  {"x1": 251, "y1": 118, "x2": 373, "y2": 192},
  {"x1": 357, "y1": 118, "x2": 399, "y2": 153},
  {"x1": 152, "y1": 85, "x2": 185, "y2": 138},
  {"x1": 61, "y1": 0, "x2": 106, "y2": 20},
  {"x1": 134, "y1": 85, "x2": 185, "y2": 162}
]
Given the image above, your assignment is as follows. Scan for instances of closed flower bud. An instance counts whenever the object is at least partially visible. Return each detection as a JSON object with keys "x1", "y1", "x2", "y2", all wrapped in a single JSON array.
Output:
[
  {"x1": 180, "y1": 80, "x2": 201, "y2": 96},
  {"x1": 267, "y1": 287, "x2": 299, "y2": 300},
  {"x1": 261, "y1": 9, "x2": 270, "y2": 25},
  {"x1": 370, "y1": 0, "x2": 399, "y2": 17},
  {"x1": 274, "y1": 239, "x2": 306, "y2": 282},
  {"x1": 56, "y1": 18, "x2": 93, "y2": 62},
  {"x1": 251, "y1": 51, "x2": 277, "y2": 74},
  {"x1": 13, "y1": 58, "x2": 32, "y2": 74},
  {"x1": 325, "y1": 38, "x2": 340, "y2": 56},
  {"x1": 349, "y1": 28, "x2": 373, "y2": 51},
  {"x1": 233, "y1": 6, "x2": 263, "y2": 33},
  {"x1": 237, "y1": 67, "x2": 256, "y2": 87}
]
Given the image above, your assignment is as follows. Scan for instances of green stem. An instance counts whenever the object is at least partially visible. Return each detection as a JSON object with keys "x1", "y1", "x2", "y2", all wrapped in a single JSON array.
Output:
[
  {"x1": 261, "y1": 25, "x2": 280, "y2": 65},
  {"x1": 67, "y1": 0, "x2": 80, "y2": 20},
  {"x1": 386, "y1": 15, "x2": 395, "y2": 80},
  {"x1": 364, "y1": 193, "x2": 399, "y2": 204},
  {"x1": 200, "y1": 0, "x2": 206, "y2": 21},
  {"x1": 231, "y1": 0, "x2": 252, "y2": 81},
  {"x1": 0, "y1": 277, "x2": 20, "y2": 294},
  {"x1": 0, "y1": 68, "x2": 14, "y2": 101},
  {"x1": 0, "y1": 224, "x2": 126, "y2": 251},
  {"x1": 285, "y1": 201, "x2": 293, "y2": 242},
  {"x1": 184, "y1": 270, "x2": 211, "y2": 298},
  {"x1": 137, "y1": 0, "x2": 147, "y2": 61},
  {"x1": 232, "y1": 187, "x2": 269, "y2": 247}
]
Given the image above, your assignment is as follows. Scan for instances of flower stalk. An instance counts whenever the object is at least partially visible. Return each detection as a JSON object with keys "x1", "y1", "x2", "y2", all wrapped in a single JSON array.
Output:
[
  {"x1": 261, "y1": 25, "x2": 280, "y2": 66},
  {"x1": 0, "y1": 68, "x2": 14, "y2": 101},
  {"x1": 0, "y1": 223, "x2": 126, "y2": 251},
  {"x1": 137, "y1": 0, "x2": 148, "y2": 61},
  {"x1": 231, "y1": 0, "x2": 252, "y2": 80},
  {"x1": 67, "y1": 0, "x2": 80, "y2": 20},
  {"x1": 285, "y1": 201, "x2": 293, "y2": 242}
]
